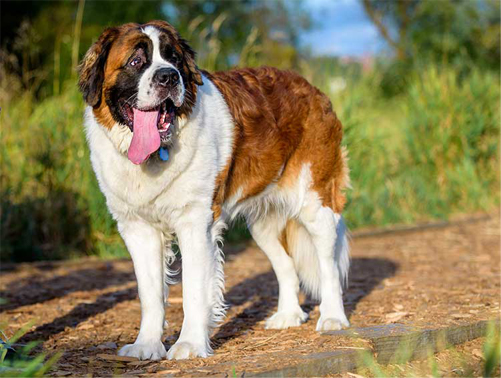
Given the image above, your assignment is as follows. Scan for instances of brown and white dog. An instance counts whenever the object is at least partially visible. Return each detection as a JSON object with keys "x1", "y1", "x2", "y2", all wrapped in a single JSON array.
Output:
[{"x1": 78, "y1": 20, "x2": 350, "y2": 360}]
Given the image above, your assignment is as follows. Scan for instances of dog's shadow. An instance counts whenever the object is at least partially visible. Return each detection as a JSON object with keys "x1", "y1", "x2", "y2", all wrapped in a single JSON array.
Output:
[
  {"x1": 19, "y1": 287, "x2": 137, "y2": 344},
  {"x1": 10, "y1": 254, "x2": 397, "y2": 349},
  {"x1": 212, "y1": 257, "x2": 398, "y2": 349},
  {"x1": 0, "y1": 264, "x2": 135, "y2": 313}
]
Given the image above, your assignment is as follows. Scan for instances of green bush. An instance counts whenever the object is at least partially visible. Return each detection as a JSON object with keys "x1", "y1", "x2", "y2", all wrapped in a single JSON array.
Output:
[
  {"x1": 1, "y1": 85, "x2": 125, "y2": 261},
  {"x1": 399, "y1": 66, "x2": 500, "y2": 217},
  {"x1": 0, "y1": 322, "x2": 60, "y2": 377},
  {"x1": 1, "y1": 64, "x2": 499, "y2": 261},
  {"x1": 327, "y1": 64, "x2": 499, "y2": 228}
]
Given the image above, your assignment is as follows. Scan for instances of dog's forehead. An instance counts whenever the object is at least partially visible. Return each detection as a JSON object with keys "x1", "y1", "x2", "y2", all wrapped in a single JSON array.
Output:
[
  {"x1": 141, "y1": 24, "x2": 183, "y2": 57},
  {"x1": 106, "y1": 24, "x2": 178, "y2": 66},
  {"x1": 143, "y1": 20, "x2": 178, "y2": 39},
  {"x1": 142, "y1": 25, "x2": 176, "y2": 43}
]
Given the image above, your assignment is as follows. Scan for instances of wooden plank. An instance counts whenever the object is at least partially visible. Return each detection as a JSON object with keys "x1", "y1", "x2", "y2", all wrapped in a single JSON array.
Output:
[
  {"x1": 352, "y1": 214, "x2": 491, "y2": 238},
  {"x1": 251, "y1": 319, "x2": 499, "y2": 377},
  {"x1": 324, "y1": 323, "x2": 419, "y2": 339},
  {"x1": 340, "y1": 319, "x2": 499, "y2": 364},
  {"x1": 251, "y1": 349, "x2": 365, "y2": 378}
]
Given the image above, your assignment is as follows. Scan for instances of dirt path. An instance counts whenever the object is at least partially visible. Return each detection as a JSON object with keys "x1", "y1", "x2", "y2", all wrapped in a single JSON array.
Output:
[{"x1": 1, "y1": 214, "x2": 499, "y2": 376}]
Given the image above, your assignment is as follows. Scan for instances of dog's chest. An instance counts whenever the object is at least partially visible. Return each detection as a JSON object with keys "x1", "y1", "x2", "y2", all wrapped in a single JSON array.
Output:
[
  {"x1": 105, "y1": 166, "x2": 211, "y2": 232},
  {"x1": 99, "y1": 159, "x2": 177, "y2": 210},
  {"x1": 88, "y1": 135, "x2": 196, "y2": 223},
  {"x1": 84, "y1": 77, "x2": 235, "y2": 226},
  {"x1": 89, "y1": 134, "x2": 217, "y2": 229}
]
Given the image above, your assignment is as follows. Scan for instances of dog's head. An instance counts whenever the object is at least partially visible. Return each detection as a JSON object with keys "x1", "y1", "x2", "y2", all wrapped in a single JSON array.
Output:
[{"x1": 78, "y1": 21, "x2": 203, "y2": 164}]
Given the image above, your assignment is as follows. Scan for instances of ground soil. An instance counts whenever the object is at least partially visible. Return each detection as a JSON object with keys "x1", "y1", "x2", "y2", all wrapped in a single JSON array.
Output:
[{"x1": 0, "y1": 213, "x2": 499, "y2": 376}]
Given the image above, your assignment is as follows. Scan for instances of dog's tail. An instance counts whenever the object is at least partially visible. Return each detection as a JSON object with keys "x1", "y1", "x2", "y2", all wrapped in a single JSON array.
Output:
[{"x1": 285, "y1": 216, "x2": 349, "y2": 300}]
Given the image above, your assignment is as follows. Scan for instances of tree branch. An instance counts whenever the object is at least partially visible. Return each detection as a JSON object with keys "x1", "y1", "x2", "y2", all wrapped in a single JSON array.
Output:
[{"x1": 362, "y1": 0, "x2": 404, "y2": 59}]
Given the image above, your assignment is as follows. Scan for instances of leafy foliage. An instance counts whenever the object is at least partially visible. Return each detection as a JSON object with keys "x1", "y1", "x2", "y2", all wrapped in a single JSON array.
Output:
[
  {"x1": 363, "y1": 0, "x2": 500, "y2": 96},
  {"x1": 362, "y1": 0, "x2": 499, "y2": 68},
  {"x1": 0, "y1": 323, "x2": 60, "y2": 377},
  {"x1": 0, "y1": 1, "x2": 499, "y2": 260},
  {"x1": 0, "y1": 0, "x2": 309, "y2": 97}
]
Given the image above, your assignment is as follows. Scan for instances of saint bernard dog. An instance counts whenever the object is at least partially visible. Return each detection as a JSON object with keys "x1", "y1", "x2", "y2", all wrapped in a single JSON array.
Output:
[{"x1": 78, "y1": 20, "x2": 350, "y2": 360}]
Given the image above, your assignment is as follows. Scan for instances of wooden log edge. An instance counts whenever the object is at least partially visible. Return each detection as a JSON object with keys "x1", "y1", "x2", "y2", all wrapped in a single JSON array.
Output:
[
  {"x1": 351, "y1": 213, "x2": 492, "y2": 239},
  {"x1": 250, "y1": 319, "x2": 499, "y2": 377}
]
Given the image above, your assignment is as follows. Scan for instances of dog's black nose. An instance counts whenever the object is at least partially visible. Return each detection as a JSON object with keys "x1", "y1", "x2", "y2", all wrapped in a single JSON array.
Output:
[{"x1": 153, "y1": 68, "x2": 179, "y2": 87}]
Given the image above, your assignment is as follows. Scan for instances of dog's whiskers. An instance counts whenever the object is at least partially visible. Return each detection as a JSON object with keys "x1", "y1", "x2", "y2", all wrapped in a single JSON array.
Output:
[{"x1": 124, "y1": 93, "x2": 138, "y2": 106}]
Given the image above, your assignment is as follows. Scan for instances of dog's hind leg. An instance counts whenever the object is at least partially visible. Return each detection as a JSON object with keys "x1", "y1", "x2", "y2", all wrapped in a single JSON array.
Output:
[
  {"x1": 117, "y1": 220, "x2": 167, "y2": 360},
  {"x1": 248, "y1": 211, "x2": 308, "y2": 329},
  {"x1": 299, "y1": 202, "x2": 350, "y2": 332}
]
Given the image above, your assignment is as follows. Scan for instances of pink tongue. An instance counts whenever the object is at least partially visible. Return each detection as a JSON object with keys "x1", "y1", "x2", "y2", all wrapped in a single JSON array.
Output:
[{"x1": 128, "y1": 108, "x2": 161, "y2": 165}]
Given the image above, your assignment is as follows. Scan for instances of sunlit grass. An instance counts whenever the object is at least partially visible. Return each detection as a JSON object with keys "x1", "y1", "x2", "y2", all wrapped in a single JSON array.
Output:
[
  {"x1": 0, "y1": 322, "x2": 60, "y2": 377},
  {"x1": 1, "y1": 62, "x2": 499, "y2": 260},
  {"x1": 1, "y1": 83, "x2": 125, "y2": 261},
  {"x1": 355, "y1": 321, "x2": 500, "y2": 377},
  {"x1": 328, "y1": 65, "x2": 500, "y2": 228}
]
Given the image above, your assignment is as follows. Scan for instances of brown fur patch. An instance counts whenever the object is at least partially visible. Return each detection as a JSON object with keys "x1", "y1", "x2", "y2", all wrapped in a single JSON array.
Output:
[
  {"x1": 79, "y1": 23, "x2": 140, "y2": 128},
  {"x1": 94, "y1": 26, "x2": 148, "y2": 128},
  {"x1": 207, "y1": 67, "x2": 349, "y2": 218},
  {"x1": 78, "y1": 26, "x2": 122, "y2": 109}
]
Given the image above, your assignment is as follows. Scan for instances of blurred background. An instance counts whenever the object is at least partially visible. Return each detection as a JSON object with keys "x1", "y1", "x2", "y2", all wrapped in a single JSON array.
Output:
[{"x1": 0, "y1": 0, "x2": 499, "y2": 262}]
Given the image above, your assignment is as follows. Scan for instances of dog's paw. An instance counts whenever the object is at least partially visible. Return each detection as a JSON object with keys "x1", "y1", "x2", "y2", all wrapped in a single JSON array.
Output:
[
  {"x1": 118, "y1": 341, "x2": 167, "y2": 360},
  {"x1": 265, "y1": 309, "x2": 308, "y2": 329},
  {"x1": 316, "y1": 316, "x2": 350, "y2": 332},
  {"x1": 167, "y1": 341, "x2": 210, "y2": 360}
]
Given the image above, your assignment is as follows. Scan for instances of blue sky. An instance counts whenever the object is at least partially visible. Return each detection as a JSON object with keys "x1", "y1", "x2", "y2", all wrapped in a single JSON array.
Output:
[{"x1": 300, "y1": 0, "x2": 386, "y2": 57}]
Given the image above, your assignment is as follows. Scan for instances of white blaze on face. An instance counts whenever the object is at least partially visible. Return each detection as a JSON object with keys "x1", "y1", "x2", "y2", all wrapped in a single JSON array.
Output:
[{"x1": 136, "y1": 26, "x2": 185, "y2": 110}]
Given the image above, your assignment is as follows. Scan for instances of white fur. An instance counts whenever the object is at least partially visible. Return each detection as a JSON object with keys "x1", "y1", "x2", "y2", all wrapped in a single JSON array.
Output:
[
  {"x1": 225, "y1": 164, "x2": 313, "y2": 224},
  {"x1": 240, "y1": 166, "x2": 350, "y2": 330},
  {"x1": 85, "y1": 28, "x2": 350, "y2": 361},
  {"x1": 285, "y1": 216, "x2": 350, "y2": 302},
  {"x1": 85, "y1": 71, "x2": 233, "y2": 359},
  {"x1": 299, "y1": 200, "x2": 350, "y2": 331},
  {"x1": 117, "y1": 221, "x2": 166, "y2": 360},
  {"x1": 137, "y1": 26, "x2": 184, "y2": 109},
  {"x1": 248, "y1": 211, "x2": 308, "y2": 329}
]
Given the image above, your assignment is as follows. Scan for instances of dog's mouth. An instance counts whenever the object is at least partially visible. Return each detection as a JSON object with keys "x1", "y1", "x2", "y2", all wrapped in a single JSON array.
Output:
[
  {"x1": 120, "y1": 99, "x2": 176, "y2": 143},
  {"x1": 120, "y1": 98, "x2": 177, "y2": 165}
]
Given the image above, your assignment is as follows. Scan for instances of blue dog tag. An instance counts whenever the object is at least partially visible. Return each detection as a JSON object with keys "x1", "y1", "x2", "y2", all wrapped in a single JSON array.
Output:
[{"x1": 159, "y1": 147, "x2": 169, "y2": 161}]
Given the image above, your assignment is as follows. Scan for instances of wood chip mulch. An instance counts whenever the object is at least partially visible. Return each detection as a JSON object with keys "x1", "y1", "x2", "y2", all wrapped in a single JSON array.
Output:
[{"x1": 0, "y1": 213, "x2": 499, "y2": 376}]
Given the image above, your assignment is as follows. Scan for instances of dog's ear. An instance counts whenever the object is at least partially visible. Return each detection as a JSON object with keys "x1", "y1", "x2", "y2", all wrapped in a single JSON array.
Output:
[
  {"x1": 78, "y1": 27, "x2": 119, "y2": 107},
  {"x1": 179, "y1": 38, "x2": 203, "y2": 86}
]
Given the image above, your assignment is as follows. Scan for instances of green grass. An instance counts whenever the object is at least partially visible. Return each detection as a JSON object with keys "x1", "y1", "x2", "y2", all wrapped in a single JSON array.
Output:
[
  {"x1": 1, "y1": 64, "x2": 499, "y2": 261},
  {"x1": 355, "y1": 321, "x2": 500, "y2": 377},
  {"x1": 0, "y1": 323, "x2": 60, "y2": 377},
  {"x1": 1, "y1": 84, "x2": 124, "y2": 261},
  {"x1": 326, "y1": 65, "x2": 500, "y2": 228}
]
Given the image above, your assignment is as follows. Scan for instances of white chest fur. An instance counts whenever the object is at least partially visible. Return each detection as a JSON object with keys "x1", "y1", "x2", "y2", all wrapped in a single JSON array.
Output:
[{"x1": 84, "y1": 76, "x2": 234, "y2": 228}]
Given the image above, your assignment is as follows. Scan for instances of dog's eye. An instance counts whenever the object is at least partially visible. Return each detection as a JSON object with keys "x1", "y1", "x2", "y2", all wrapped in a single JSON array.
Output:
[
  {"x1": 130, "y1": 56, "x2": 143, "y2": 67},
  {"x1": 164, "y1": 48, "x2": 179, "y2": 64}
]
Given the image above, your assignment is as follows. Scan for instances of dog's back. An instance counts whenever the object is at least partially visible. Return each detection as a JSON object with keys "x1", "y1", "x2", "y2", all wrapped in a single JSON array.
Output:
[{"x1": 207, "y1": 66, "x2": 349, "y2": 219}]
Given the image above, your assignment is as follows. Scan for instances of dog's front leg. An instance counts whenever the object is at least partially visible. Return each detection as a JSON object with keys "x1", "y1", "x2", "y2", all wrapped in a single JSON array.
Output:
[
  {"x1": 117, "y1": 221, "x2": 167, "y2": 360},
  {"x1": 167, "y1": 216, "x2": 215, "y2": 360}
]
